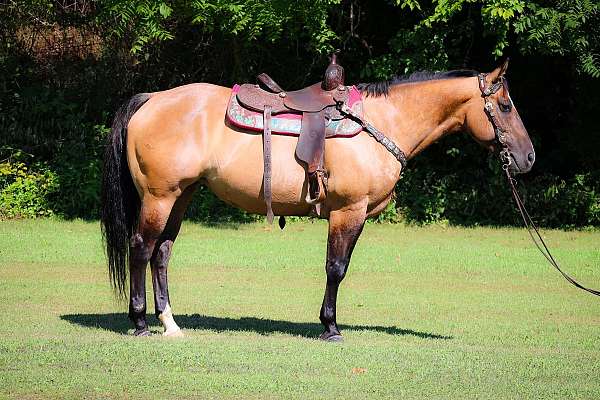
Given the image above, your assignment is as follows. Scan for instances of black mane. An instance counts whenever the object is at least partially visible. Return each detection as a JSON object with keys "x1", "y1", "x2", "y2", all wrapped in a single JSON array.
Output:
[{"x1": 356, "y1": 69, "x2": 478, "y2": 97}]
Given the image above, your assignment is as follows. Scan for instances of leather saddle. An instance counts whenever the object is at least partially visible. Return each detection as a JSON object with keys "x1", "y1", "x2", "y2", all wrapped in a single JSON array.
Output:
[{"x1": 235, "y1": 55, "x2": 349, "y2": 223}]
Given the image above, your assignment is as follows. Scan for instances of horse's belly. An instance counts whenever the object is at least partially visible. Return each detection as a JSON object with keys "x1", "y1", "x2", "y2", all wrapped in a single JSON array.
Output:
[{"x1": 205, "y1": 134, "x2": 312, "y2": 216}]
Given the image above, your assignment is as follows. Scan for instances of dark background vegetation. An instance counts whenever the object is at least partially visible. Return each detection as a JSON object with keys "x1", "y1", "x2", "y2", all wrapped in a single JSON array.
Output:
[{"x1": 1, "y1": 0, "x2": 599, "y2": 227}]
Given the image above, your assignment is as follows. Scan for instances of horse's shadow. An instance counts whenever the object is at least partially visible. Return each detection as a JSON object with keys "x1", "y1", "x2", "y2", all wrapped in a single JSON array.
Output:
[{"x1": 60, "y1": 313, "x2": 452, "y2": 340}]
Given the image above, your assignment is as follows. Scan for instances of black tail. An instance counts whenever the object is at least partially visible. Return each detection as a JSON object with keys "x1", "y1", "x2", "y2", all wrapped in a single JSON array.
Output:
[{"x1": 101, "y1": 93, "x2": 151, "y2": 297}]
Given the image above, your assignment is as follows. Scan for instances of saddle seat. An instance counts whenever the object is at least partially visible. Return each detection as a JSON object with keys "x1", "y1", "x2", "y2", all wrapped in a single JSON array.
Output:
[
  {"x1": 236, "y1": 81, "x2": 349, "y2": 115},
  {"x1": 284, "y1": 83, "x2": 344, "y2": 113},
  {"x1": 255, "y1": 70, "x2": 349, "y2": 115}
]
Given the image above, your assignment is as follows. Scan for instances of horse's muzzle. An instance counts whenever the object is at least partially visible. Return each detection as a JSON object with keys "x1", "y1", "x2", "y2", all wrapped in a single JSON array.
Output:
[{"x1": 509, "y1": 150, "x2": 535, "y2": 174}]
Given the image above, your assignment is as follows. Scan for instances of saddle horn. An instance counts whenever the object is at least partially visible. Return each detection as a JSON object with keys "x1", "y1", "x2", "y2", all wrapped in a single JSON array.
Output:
[{"x1": 322, "y1": 52, "x2": 345, "y2": 91}]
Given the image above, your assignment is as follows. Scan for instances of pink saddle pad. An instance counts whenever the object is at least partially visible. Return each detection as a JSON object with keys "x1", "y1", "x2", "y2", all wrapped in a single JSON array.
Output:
[{"x1": 226, "y1": 84, "x2": 364, "y2": 138}]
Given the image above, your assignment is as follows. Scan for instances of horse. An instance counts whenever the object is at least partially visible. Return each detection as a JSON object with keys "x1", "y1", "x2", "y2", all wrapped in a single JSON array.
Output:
[{"x1": 100, "y1": 59, "x2": 535, "y2": 340}]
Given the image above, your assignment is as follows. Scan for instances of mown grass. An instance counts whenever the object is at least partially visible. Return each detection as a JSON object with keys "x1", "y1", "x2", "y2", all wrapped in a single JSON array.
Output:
[{"x1": 0, "y1": 219, "x2": 599, "y2": 399}]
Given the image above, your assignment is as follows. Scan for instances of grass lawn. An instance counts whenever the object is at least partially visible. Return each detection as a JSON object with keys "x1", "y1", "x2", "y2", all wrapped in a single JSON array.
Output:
[{"x1": 0, "y1": 219, "x2": 599, "y2": 399}]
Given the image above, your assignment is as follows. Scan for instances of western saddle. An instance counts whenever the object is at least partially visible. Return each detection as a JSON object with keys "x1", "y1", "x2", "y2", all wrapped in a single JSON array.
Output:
[{"x1": 236, "y1": 55, "x2": 350, "y2": 223}]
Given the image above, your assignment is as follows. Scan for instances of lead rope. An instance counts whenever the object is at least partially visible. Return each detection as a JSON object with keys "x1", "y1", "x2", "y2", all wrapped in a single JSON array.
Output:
[{"x1": 504, "y1": 166, "x2": 600, "y2": 296}]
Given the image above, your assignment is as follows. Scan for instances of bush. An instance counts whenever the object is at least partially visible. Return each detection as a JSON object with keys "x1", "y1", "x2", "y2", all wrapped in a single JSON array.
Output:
[
  {"x1": 528, "y1": 173, "x2": 600, "y2": 227},
  {"x1": 395, "y1": 158, "x2": 600, "y2": 228},
  {"x1": 49, "y1": 125, "x2": 106, "y2": 219},
  {"x1": 0, "y1": 153, "x2": 58, "y2": 218},
  {"x1": 185, "y1": 185, "x2": 258, "y2": 225}
]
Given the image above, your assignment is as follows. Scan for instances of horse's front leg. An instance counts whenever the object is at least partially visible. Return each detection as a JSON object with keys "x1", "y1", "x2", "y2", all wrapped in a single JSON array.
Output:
[{"x1": 319, "y1": 206, "x2": 366, "y2": 341}]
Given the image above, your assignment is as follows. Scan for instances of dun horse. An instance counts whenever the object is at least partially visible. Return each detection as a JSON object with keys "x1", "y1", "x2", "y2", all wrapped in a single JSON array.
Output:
[{"x1": 101, "y1": 59, "x2": 534, "y2": 340}]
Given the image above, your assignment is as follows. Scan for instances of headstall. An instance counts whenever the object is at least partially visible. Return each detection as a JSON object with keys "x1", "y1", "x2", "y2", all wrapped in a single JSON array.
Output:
[{"x1": 478, "y1": 73, "x2": 512, "y2": 170}]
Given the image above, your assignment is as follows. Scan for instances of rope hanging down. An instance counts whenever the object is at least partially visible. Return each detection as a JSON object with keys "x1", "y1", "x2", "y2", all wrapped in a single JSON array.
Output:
[{"x1": 505, "y1": 169, "x2": 600, "y2": 297}]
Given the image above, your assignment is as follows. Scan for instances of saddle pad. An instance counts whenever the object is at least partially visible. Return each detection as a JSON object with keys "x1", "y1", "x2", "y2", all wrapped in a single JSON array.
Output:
[{"x1": 226, "y1": 84, "x2": 364, "y2": 138}]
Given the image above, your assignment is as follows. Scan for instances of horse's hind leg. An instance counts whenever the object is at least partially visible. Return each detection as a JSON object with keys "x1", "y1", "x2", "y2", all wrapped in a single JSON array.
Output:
[
  {"x1": 319, "y1": 206, "x2": 366, "y2": 341},
  {"x1": 129, "y1": 196, "x2": 176, "y2": 336},
  {"x1": 151, "y1": 184, "x2": 197, "y2": 336}
]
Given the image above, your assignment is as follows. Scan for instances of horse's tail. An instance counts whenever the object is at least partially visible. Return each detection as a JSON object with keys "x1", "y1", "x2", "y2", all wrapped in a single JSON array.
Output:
[{"x1": 101, "y1": 93, "x2": 151, "y2": 297}]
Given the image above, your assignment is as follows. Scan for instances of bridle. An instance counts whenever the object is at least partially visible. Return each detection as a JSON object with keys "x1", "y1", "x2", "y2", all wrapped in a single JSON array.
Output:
[
  {"x1": 478, "y1": 72, "x2": 600, "y2": 297},
  {"x1": 478, "y1": 73, "x2": 512, "y2": 171}
]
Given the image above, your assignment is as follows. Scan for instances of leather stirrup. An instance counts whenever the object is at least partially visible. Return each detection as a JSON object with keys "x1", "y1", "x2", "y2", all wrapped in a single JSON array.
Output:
[{"x1": 305, "y1": 170, "x2": 326, "y2": 205}]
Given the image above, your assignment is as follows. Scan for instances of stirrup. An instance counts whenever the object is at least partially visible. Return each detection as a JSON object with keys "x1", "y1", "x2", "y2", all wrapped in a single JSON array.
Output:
[{"x1": 305, "y1": 170, "x2": 327, "y2": 205}]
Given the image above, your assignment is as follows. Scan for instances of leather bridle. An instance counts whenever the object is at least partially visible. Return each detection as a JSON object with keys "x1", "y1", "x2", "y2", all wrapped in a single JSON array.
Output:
[{"x1": 478, "y1": 72, "x2": 512, "y2": 171}]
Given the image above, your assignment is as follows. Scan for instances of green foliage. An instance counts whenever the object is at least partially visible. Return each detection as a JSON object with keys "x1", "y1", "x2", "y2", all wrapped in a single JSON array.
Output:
[
  {"x1": 371, "y1": 199, "x2": 404, "y2": 224},
  {"x1": 185, "y1": 185, "x2": 258, "y2": 224},
  {"x1": 531, "y1": 172, "x2": 600, "y2": 227},
  {"x1": 396, "y1": 145, "x2": 600, "y2": 228},
  {"x1": 50, "y1": 125, "x2": 107, "y2": 219},
  {"x1": 520, "y1": 0, "x2": 600, "y2": 77},
  {"x1": 0, "y1": 0, "x2": 598, "y2": 226},
  {"x1": 0, "y1": 153, "x2": 58, "y2": 218},
  {"x1": 103, "y1": 0, "x2": 175, "y2": 53},
  {"x1": 189, "y1": 0, "x2": 339, "y2": 53},
  {"x1": 101, "y1": 0, "x2": 340, "y2": 55},
  {"x1": 362, "y1": 26, "x2": 449, "y2": 77},
  {"x1": 387, "y1": 0, "x2": 599, "y2": 75}
]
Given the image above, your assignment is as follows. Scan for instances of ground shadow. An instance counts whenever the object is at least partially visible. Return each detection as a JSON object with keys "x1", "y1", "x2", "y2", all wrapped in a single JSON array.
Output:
[{"x1": 60, "y1": 313, "x2": 452, "y2": 340}]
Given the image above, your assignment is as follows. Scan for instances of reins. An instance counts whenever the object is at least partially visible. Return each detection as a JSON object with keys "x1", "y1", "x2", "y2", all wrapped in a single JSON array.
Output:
[
  {"x1": 505, "y1": 169, "x2": 600, "y2": 296},
  {"x1": 478, "y1": 72, "x2": 600, "y2": 297}
]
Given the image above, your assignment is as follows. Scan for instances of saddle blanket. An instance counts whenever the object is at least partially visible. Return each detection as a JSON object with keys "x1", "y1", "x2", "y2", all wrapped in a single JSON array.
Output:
[{"x1": 226, "y1": 84, "x2": 364, "y2": 138}]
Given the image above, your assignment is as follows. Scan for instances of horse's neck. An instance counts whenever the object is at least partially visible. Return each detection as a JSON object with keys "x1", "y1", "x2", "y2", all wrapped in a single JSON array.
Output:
[{"x1": 363, "y1": 77, "x2": 477, "y2": 158}]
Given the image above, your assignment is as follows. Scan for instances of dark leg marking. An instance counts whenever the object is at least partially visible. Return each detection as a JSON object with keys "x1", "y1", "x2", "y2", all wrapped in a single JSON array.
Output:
[
  {"x1": 151, "y1": 240, "x2": 173, "y2": 317},
  {"x1": 319, "y1": 217, "x2": 365, "y2": 341},
  {"x1": 129, "y1": 232, "x2": 151, "y2": 336}
]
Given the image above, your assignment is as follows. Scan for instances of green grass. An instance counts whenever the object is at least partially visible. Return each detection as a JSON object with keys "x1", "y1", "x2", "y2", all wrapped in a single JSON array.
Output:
[{"x1": 1, "y1": 219, "x2": 599, "y2": 399}]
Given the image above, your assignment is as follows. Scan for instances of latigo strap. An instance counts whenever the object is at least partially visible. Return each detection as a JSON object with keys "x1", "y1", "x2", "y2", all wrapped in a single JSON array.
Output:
[{"x1": 263, "y1": 106, "x2": 274, "y2": 224}]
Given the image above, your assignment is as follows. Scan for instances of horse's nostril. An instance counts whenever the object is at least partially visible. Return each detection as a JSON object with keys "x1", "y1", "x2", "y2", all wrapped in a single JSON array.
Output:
[{"x1": 527, "y1": 152, "x2": 535, "y2": 163}]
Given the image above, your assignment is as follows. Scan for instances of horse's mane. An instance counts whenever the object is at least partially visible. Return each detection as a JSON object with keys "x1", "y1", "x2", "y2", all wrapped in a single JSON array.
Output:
[{"x1": 356, "y1": 69, "x2": 479, "y2": 97}]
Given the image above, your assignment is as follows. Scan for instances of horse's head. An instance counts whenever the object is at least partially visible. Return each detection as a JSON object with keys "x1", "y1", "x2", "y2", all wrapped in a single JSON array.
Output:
[{"x1": 465, "y1": 59, "x2": 535, "y2": 174}]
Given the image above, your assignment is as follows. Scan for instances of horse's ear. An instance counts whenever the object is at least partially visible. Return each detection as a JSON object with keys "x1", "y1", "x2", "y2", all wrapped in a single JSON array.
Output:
[{"x1": 489, "y1": 57, "x2": 509, "y2": 82}]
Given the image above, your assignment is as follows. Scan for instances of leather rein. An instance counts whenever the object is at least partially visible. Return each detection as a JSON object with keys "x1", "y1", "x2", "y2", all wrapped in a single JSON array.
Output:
[{"x1": 478, "y1": 73, "x2": 600, "y2": 297}]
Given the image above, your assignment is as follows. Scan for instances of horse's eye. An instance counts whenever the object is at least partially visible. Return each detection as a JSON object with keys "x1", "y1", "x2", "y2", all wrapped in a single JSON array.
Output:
[{"x1": 499, "y1": 102, "x2": 512, "y2": 113}]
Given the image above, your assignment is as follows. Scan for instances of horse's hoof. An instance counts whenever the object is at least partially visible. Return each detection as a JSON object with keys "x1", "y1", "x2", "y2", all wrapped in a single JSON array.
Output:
[
  {"x1": 133, "y1": 328, "x2": 151, "y2": 337},
  {"x1": 163, "y1": 328, "x2": 184, "y2": 338},
  {"x1": 319, "y1": 332, "x2": 344, "y2": 342}
]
